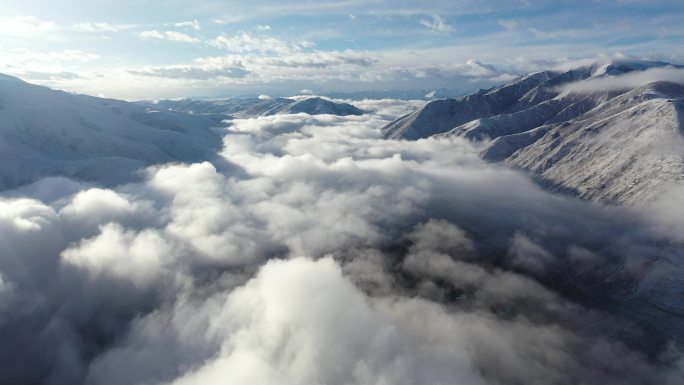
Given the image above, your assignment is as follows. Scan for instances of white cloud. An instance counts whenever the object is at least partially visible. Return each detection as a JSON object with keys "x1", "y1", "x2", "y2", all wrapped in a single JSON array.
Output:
[
  {"x1": 0, "y1": 48, "x2": 101, "y2": 84},
  {"x1": 127, "y1": 49, "x2": 373, "y2": 83},
  {"x1": 138, "y1": 30, "x2": 166, "y2": 39},
  {"x1": 209, "y1": 32, "x2": 302, "y2": 54},
  {"x1": 419, "y1": 14, "x2": 455, "y2": 33},
  {"x1": 123, "y1": 50, "x2": 514, "y2": 89},
  {"x1": 62, "y1": 223, "x2": 170, "y2": 287},
  {"x1": 73, "y1": 22, "x2": 134, "y2": 33},
  {"x1": 139, "y1": 30, "x2": 199, "y2": 43},
  {"x1": 0, "y1": 15, "x2": 55, "y2": 37},
  {"x1": 0, "y1": 49, "x2": 101, "y2": 64},
  {"x1": 103, "y1": 257, "x2": 488, "y2": 385},
  {"x1": 59, "y1": 188, "x2": 150, "y2": 233},
  {"x1": 561, "y1": 66, "x2": 684, "y2": 93},
  {"x1": 1, "y1": 106, "x2": 684, "y2": 384},
  {"x1": 129, "y1": 63, "x2": 250, "y2": 80},
  {"x1": 174, "y1": 20, "x2": 201, "y2": 30}
]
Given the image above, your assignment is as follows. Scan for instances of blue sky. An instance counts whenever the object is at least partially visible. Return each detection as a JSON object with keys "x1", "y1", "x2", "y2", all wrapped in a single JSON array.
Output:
[{"x1": 1, "y1": 0, "x2": 683, "y2": 99}]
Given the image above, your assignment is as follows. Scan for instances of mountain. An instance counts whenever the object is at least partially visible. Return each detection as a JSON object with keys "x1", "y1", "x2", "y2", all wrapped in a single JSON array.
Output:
[
  {"x1": 382, "y1": 71, "x2": 558, "y2": 140},
  {"x1": 383, "y1": 60, "x2": 684, "y2": 205},
  {"x1": 322, "y1": 88, "x2": 473, "y2": 101},
  {"x1": 486, "y1": 82, "x2": 684, "y2": 204},
  {"x1": 145, "y1": 96, "x2": 365, "y2": 118},
  {"x1": 0, "y1": 74, "x2": 227, "y2": 189},
  {"x1": 383, "y1": 60, "x2": 680, "y2": 140},
  {"x1": 276, "y1": 97, "x2": 365, "y2": 115}
]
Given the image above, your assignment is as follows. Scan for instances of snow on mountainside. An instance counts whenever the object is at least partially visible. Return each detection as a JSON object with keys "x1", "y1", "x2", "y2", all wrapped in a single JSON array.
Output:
[
  {"x1": 0, "y1": 75, "x2": 227, "y2": 189},
  {"x1": 502, "y1": 82, "x2": 684, "y2": 204},
  {"x1": 323, "y1": 88, "x2": 472, "y2": 101},
  {"x1": 382, "y1": 71, "x2": 558, "y2": 140},
  {"x1": 383, "y1": 60, "x2": 681, "y2": 140},
  {"x1": 146, "y1": 96, "x2": 365, "y2": 118},
  {"x1": 383, "y1": 60, "x2": 684, "y2": 205}
]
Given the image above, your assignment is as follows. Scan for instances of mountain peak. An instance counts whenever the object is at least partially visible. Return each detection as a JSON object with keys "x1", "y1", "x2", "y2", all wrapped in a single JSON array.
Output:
[
  {"x1": 589, "y1": 59, "x2": 677, "y2": 77},
  {"x1": 147, "y1": 95, "x2": 364, "y2": 117},
  {"x1": 0, "y1": 73, "x2": 25, "y2": 83},
  {"x1": 637, "y1": 80, "x2": 684, "y2": 97},
  {"x1": 284, "y1": 97, "x2": 364, "y2": 115}
]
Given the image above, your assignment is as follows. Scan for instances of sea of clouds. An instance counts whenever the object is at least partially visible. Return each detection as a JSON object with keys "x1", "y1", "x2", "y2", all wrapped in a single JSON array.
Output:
[{"x1": 1, "y1": 99, "x2": 684, "y2": 384}]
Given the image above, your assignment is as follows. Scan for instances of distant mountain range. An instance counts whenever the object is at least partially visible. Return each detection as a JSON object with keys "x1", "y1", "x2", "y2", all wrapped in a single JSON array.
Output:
[
  {"x1": 321, "y1": 88, "x2": 473, "y2": 101},
  {"x1": 383, "y1": 60, "x2": 684, "y2": 205},
  {"x1": 142, "y1": 96, "x2": 364, "y2": 118}
]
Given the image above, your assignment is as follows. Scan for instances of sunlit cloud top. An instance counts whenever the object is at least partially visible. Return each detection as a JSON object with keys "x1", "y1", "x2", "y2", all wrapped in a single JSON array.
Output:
[{"x1": 1, "y1": 0, "x2": 683, "y2": 99}]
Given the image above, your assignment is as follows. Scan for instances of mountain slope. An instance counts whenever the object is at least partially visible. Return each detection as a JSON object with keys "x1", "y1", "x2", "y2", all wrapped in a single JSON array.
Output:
[
  {"x1": 0, "y1": 75, "x2": 227, "y2": 189},
  {"x1": 382, "y1": 71, "x2": 557, "y2": 139},
  {"x1": 502, "y1": 82, "x2": 684, "y2": 204},
  {"x1": 383, "y1": 60, "x2": 679, "y2": 140},
  {"x1": 147, "y1": 96, "x2": 365, "y2": 118},
  {"x1": 383, "y1": 60, "x2": 684, "y2": 205}
]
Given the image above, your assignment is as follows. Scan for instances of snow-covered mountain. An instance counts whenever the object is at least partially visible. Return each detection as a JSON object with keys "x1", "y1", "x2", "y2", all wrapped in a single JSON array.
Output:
[
  {"x1": 486, "y1": 82, "x2": 684, "y2": 204},
  {"x1": 323, "y1": 88, "x2": 472, "y2": 101},
  {"x1": 0, "y1": 74, "x2": 227, "y2": 189},
  {"x1": 383, "y1": 60, "x2": 684, "y2": 205},
  {"x1": 145, "y1": 96, "x2": 365, "y2": 118}
]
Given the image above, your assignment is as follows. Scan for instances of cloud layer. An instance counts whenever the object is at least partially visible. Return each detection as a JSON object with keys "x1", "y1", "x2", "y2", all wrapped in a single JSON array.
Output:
[
  {"x1": 1, "y1": 103, "x2": 684, "y2": 384},
  {"x1": 561, "y1": 66, "x2": 684, "y2": 93}
]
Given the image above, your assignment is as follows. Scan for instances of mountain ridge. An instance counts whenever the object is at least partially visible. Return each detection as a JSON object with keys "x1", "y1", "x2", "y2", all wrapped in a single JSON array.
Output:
[
  {"x1": 143, "y1": 96, "x2": 365, "y2": 118},
  {"x1": 383, "y1": 59, "x2": 684, "y2": 204},
  {"x1": 0, "y1": 76, "x2": 228, "y2": 189},
  {"x1": 383, "y1": 60, "x2": 683, "y2": 140}
]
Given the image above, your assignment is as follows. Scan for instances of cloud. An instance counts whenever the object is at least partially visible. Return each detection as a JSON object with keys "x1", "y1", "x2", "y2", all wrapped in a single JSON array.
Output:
[
  {"x1": 129, "y1": 65, "x2": 250, "y2": 80},
  {"x1": 87, "y1": 257, "x2": 489, "y2": 385},
  {"x1": 205, "y1": 0, "x2": 570, "y2": 22},
  {"x1": 62, "y1": 223, "x2": 169, "y2": 287},
  {"x1": 9, "y1": 49, "x2": 102, "y2": 62},
  {"x1": 139, "y1": 30, "x2": 199, "y2": 43},
  {"x1": 1, "y1": 103, "x2": 684, "y2": 384},
  {"x1": 498, "y1": 19, "x2": 521, "y2": 30},
  {"x1": 21, "y1": 70, "x2": 82, "y2": 80},
  {"x1": 419, "y1": 14, "x2": 455, "y2": 33},
  {"x1": 73, "y1": 22, "x2": 134, "y2": 33},
  {"x1": 0, "y1": 15, "x2": 55, "y2": 37},
  {"x1": 459, "y1": 59, "x2": 505, "y2": 77},
  {"x1": 209, "y1": 32, "x2": 307, "y2": 54},
  {"x1": 0, "y1": 49, "x2": 100, "y2": 85},
  {"x1": 174, "y1": 20, "x2": 201, "y2": 30},
  {"x1": 561, "y1": 66, "x2": 684, "y2": 93},
  {"x1": 120, "y1": 51, "x2": 516, "y2": 93},
  {"x1": 343, "y1": 98, "x2": 426, "y2": 120},
  {"x1": 84, "y1": 254, "x2": 684, "y2": 385},
  {"x1": 126, "y1": 50, "x2": 373, "y2": 82},
  {"x1": 376, "y1": 59, "x2": 516, "y2": 85}
]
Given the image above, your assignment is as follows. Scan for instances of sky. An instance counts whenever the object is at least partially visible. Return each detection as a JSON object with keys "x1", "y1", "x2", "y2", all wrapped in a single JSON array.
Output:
[{"x1": 1, "y1": 0, "x2": 684, "y2": 99}]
